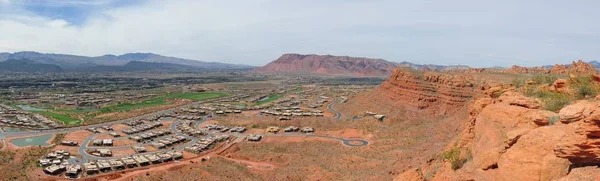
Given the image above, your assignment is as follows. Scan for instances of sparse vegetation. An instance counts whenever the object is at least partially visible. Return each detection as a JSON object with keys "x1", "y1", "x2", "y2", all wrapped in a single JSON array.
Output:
[
  {"x1": 443, "y1": 146, "x2": 470, "y2": 170},
  {"x1": 549, "y1": 116, "x2": 560, "y2": 125},
  {"x1": 571, "y1": 76, "x2": 598, "y2": 99}
]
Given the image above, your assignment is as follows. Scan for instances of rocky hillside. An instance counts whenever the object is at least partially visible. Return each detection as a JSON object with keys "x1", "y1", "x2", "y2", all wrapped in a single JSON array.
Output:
[
  {"x1": 396, "y1": 77, "x2": 600, "y2": 181},
  {"x1": 341, "y1": 68, "x2": 480, "y2": 118},
  {"x1": 255, "y1": 53, "x2": 397, "y2": 77}
]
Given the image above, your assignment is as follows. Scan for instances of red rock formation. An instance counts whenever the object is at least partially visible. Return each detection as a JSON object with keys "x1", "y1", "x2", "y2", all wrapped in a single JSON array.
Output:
[
  {"x1": 254, "y1": 53, "x2": 397, "y2": 77},
  {"x1": 447, "y1": 60, "x2": 598, "y2": 76},
  {"x1": 376, "y1": 68, "x2": 477, "y2": 114}
]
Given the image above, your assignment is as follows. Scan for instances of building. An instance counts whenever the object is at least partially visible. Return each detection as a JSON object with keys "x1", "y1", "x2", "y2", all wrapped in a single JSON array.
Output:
[
  {"x1": 266, "y1": 126, "x2": 280, "y2": 133},
  {"x1": 300, "y1": 127, "x2": 315, "y2": 133},
  {"x1": 43, "y1": 165, "x2": 66, "y2": 175},
  {"x1": 132, "y1": 146, "x2": 147, "y2": 153},
  {"x1": 247, "y1": 134, "x2": 263, "y2": 142}
]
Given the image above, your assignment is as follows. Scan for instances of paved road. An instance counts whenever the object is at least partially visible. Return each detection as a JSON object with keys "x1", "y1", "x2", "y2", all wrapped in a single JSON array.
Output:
[
  {"x1": 327, "y1": 98, "x2": 342, "y2": 119},
  {"x1": 265, "y1": 133, "x2": 369, "y2": 146}
]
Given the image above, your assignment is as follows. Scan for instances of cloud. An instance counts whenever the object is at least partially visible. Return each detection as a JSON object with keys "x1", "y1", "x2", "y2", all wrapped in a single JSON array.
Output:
[{"x1": 0, "y1": 0, "x2": 599, "y2": 67}]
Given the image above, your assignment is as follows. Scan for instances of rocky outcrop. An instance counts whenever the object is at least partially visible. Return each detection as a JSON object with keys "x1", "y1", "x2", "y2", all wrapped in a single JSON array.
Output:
[
  {"x1": 254, "y1": 53, "x2": 397, "y2": 77},
  {"x1": 558, "y1": 101, "x2": 598, "y2": 124},
  {"x1": 376, "y1": 68, "x2": 477, "y2": 114},
  {"x1": 446, "y1": 60, "x2": 598, "y2": 76}
]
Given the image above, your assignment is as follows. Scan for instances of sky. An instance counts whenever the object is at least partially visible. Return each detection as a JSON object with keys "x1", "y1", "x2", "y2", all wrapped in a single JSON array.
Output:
[{"x1": 0, "y1": 0, "x2": 599, "y2": 67}]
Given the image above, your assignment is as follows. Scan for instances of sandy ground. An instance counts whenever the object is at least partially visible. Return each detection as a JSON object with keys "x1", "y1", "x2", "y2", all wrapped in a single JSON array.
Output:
[
  {"x1": 221, "y1": 156, "x2": 276, "y2": 171},
  {"x1": 113, "y1": 139, "x2": 136, "y2": 146},
  {"x1": 112, "y1": 124, "x2": 131, "y2": 132},
  {"x1": 144, "y1": 145, "x2": 158, "y2": 152},
  {"x1": 262, "y1": 135, "x2": 337, "y2": 143},
  {"x1": 94, "y1": 134, "x2": 114, "y2": 139},
  {"x1": 112, "y1": 148, "x2": 136, "y2": 157}
]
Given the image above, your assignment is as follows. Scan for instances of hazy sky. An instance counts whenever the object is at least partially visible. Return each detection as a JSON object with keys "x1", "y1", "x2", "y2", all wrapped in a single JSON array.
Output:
[{"x1": 0, "y1": 0, "x2": 598, "y2": 67}]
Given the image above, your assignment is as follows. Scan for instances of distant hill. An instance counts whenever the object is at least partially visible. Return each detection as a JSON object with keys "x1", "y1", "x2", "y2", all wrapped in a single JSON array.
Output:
[
  {"x1": 79, "y1": 61, "x2": 205, "y2": 72},
  {"x1": 0, "y1": 51, "x2": 254, "y2": 72},
  {"x1": 396, "y1": 61, "x2": 471, "y2": 71},
  {"x1": 255, "y1": 53, "x2": 398, "y2": 77},
  {"x1": 0, "y1": 59, "x2": 63, "y2": 72}
]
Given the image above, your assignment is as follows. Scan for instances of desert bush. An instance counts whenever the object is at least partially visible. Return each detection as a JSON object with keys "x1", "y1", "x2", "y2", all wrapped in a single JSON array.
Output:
[
  {"x1": 531, "y1": 74, "x2": 558, "y2": 86},
  {"x1": 570, "y1": 76, "x2": 598, "y2": 99},
  {"x1": 524, "y1": 87, "x2": 572, "y2": 112},
  {"x1": 548, "y1": 116, "x2": 560, "y2": 125},
  {"x1": 443, "y1": 147, "x2": 468, "y2": 170}
]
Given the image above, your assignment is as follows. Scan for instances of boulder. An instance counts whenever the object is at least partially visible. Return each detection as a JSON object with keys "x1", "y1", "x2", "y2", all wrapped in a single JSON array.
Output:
[
  {"x1": 499, "y1": 92, "x2": 541, "y2": 109},
  {"x1": 471, "y1": 103, "x2": 540, "y2": 169},
  {"x1": 558, "y1": 100, "x2": 597, "y2": 124},
  {"x1": 497, "y1": 125, "x2": 573, "y2": 181},
  {"x1": 552, "y1": 79, "x2": 568, "y2": 88},
  {"x1": 555, "y1": 113, "x2": 600, "y2": 164}
]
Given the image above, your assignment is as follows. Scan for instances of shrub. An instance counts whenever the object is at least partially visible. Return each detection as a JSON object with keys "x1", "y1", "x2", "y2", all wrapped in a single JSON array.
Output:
[
  {"x1": 524, "y1": 87, "x2": 572, "y2": 112},
  {"x1": 443, "y1": 147, "x2": 468, "y2": 170},
  {"x1": 571, "y1": 76, "x2": 598, "y2": 99},
  {"x1": 531, "y1": 74, "x2": 558, "y2": 86},
  {"x1": 548, "y1": 116, "x2": 560, "y2": 125}
]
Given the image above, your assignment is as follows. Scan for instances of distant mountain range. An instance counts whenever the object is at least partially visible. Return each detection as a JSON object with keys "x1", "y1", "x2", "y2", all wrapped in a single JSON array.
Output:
[{"x1": 0, "y1": 51, "x2": 254, "y2": 72}]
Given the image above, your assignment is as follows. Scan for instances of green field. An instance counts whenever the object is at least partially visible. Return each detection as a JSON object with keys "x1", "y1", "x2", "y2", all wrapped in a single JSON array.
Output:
[
  {"x1": 100, "y1": 92, "x2": 228, "y2": 113},
  {"x1": 256, "y1": 94, "x2": 283, "y2": 105},
  {"x1": 34, "y1": 111, "x2": 82, "y2": 125}
]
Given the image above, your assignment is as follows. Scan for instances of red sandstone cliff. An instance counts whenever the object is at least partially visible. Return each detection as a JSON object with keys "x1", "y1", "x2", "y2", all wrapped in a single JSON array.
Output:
[{"x1": 254, "y1": 53, "x2": 397, "y2": 77}]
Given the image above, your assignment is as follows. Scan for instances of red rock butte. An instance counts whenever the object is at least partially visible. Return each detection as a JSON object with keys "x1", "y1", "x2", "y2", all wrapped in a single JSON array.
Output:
[{"x1": 254, "y1": 53, "x2": 397, "y2": 77}]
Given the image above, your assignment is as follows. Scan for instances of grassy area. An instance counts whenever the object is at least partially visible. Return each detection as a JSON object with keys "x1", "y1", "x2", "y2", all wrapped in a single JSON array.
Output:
[
  {"x1": 34, "y1": 111, "x2": 82, "y2": 125},
  {"x1": 100, "y1": 97, "x2": 166, "y2": 113},
  {"x1": 256, "y1": 94, "x2": 283, "y2": 105},
  {"x1": 520, "y1": 74, "x2": 599, "y2": 112},
  {"x1": 100, "y1": 92, "x2": 228, "y2": 113}
]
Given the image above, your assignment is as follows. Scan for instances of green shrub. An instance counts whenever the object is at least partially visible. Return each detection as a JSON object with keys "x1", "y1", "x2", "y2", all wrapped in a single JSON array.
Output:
[
  {"x1": 524, "y1": 87, "x2": 572, "y2": 112},
  {"x1": 570, "y1": 76, "x2": 598, "y2": 99},
  {"x1": 548, "y1": 116, "x2": 560, "y2": 125},
  {"x1": 443, "y1": 147, "x2": 468, "y2": 170},
  {"x1": 531, "y1": 74, "x2": 558, "y2": 86}
]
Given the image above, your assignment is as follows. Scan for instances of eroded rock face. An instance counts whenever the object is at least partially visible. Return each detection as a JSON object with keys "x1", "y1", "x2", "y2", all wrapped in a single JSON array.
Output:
[
  {"x1": 377, "y1": 68, "x2": 477, "y2": 114},
  {"x1": 555, "y1": 113, "x2": 600, "y2": 164},
  {"x1": 254, "y1": 53, "x2": 397, "y2": 77},
  {"x1": 471, "y1": 100, "x2": 554, "y2": 170},
  {"x1": 497, "y1": 125, "x2": 573, "y2": 181}
]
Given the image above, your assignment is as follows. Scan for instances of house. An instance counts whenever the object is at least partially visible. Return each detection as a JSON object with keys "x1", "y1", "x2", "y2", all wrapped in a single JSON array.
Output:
[
  {"x1": 121, "y1": 157, "x2": 137, "y2": 168},
  {"x1": 247, "y1": 134, "x2": 263, "y2": 142},
  {"x1": 132, "y1": 146, "x2": 146, "y2": 153},
  {"x1": 284, "y1": 126, "x2": 299, "y2": 132},
  {"x1": 300, "y1": 127, "x2": 315, "y2": 133},
  {"x1": 65, "y1": 165, "x2": 81, "y2": 178},
  {"x1": 84, "y1": 163, "x2": 99, "y2": 174},
  {"x1": 108, "y1": 159, "x2": 125, "y2": 170},
  {"x1": 43, "y1": 165, "x2": 66, "y2": 175},
  {"x1": 266, "y1": 126, "x2": 280, "y2": 133},
  {"x1": 98, "y1": 149, "x2": 112, "y2": 157},
  {"x1": 61, "y1": 140, "x2": 78, "y2": 146},
  {"x1": 102, "y1": 139, "x2": 113, "y2": 146},
  {"x1": 374, "y1": 114, "x2": 385, "y2": 121}
]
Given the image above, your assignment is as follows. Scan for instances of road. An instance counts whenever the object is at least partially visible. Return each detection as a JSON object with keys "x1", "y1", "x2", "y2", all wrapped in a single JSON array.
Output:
[
  {"x1": 265, "y1": 133, "x2": 369, "y2": 146},
  {"x1": 327, "y1": 98, "x2": 342, "y2": 119}
]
